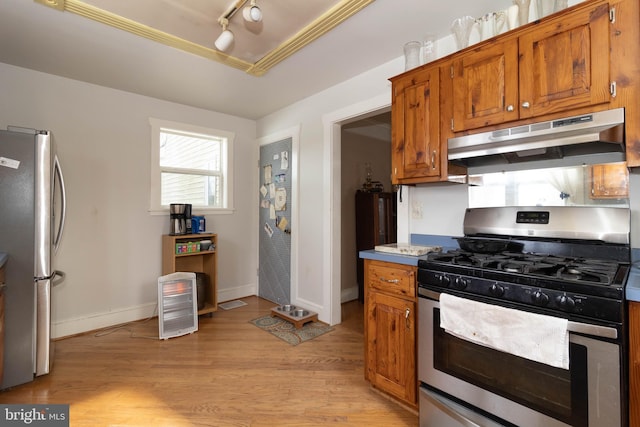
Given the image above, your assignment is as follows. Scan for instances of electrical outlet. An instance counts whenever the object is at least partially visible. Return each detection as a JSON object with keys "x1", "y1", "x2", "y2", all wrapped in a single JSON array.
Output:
[{"x1": 411, "y1": 201, "x2": 423, "y2": 219}]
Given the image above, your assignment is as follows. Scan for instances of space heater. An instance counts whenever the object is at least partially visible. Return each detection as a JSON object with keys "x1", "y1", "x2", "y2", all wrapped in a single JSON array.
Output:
[{"x1": 157, "y1": 272, "x2": 198, "y2": 339}]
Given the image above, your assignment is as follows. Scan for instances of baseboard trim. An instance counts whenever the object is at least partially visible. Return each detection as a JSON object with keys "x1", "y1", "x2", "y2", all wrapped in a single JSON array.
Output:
[
  {"x1": 53, "y1": 283, "x2": 259, "y2": 339},
  {"x1": 52, "y1": 302, "x2": 158, "y2": 339},
  {"x1": 218, "y1": 283, "x2": 256, "y2": 303},
  {"x1": 341, "y1": 286, "x2": 358, "y2": 303}
]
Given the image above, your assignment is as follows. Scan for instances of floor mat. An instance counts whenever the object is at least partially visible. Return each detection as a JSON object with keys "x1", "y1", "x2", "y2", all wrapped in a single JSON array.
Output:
[{"x1": 218, "y1": 300, "x2": 248, "y2": 310}]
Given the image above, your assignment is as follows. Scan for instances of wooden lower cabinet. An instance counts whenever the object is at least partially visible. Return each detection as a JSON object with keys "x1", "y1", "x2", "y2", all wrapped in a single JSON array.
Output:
[
  {"x1": 629, "y1": 302, "x2": 640, "y2": 426},
  {"x1": 364, "y1": 259, "x2": 417, "y2": 408}
]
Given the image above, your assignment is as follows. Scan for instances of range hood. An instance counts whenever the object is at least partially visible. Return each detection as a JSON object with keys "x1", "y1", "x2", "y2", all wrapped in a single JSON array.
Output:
[{"x1": 448, "y1": 108, "x2": 625, "y2": 167}]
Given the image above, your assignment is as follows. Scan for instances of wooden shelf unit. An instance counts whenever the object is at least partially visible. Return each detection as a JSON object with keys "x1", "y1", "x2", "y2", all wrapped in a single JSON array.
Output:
[{"x1": 162, "y1": 233, "x2": 217, "y2": 315}]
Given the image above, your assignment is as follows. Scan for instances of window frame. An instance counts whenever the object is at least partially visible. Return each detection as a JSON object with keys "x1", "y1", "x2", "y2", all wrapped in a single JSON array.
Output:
[{"x1": 149, "y1": 118, "x2": 234, "y2": 215}]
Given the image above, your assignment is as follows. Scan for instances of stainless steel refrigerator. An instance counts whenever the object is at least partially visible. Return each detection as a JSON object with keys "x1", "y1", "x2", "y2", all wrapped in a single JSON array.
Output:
[{"x1": 0, "y1": 127, "x2": 66, "y2": 390}]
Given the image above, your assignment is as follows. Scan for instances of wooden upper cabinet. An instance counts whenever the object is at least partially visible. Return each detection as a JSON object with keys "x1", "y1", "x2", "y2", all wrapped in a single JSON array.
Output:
[
  {"x1": 518, "y1": 2, "x2": 611, "y2": 119},
  {"x1": 391, "y1": 65, "x2": 440, "y2": 184},
  {"x1": 590, "y1": 162, "x2": 629, "y2": 199},
  {"x1": 452, "y1": 40, "x2": 519, "y2": 131},
  {"x1": 452, "y1": 1, "x2": 612, "y2": 132},
  {"x1": 388, "y1": 0, "x2": 640, "y2": 182}
]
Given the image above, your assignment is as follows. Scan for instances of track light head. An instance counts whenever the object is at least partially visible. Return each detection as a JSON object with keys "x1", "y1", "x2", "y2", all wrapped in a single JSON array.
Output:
[
  {"x1": 243, "y1": 0, "x2": 262, "y2": 22},
  {"x1": 215, "y1": 18, "x2": 234, "y2": 51}
]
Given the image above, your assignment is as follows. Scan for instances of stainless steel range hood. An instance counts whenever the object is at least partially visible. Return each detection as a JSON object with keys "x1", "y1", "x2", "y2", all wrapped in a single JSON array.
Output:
[{"x1": 448, "y1": 108, "x2": 625, "y2": 167}]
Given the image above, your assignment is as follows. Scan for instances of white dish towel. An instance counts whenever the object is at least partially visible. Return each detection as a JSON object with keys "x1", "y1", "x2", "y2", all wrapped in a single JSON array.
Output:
[{"x1": 439, "y1": 293, "x2": 569, "y2": 369}]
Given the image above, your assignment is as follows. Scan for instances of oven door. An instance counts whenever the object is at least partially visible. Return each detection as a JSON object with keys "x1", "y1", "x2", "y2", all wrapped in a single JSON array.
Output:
[{"x1": 418, "y1": 290, "x2": 622, "y2": 427}]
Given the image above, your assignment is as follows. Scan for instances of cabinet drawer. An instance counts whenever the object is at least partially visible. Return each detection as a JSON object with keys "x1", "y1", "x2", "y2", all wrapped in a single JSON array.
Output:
[{"x1": 367, "y1": 261, "x2": 416, "y2": 298}]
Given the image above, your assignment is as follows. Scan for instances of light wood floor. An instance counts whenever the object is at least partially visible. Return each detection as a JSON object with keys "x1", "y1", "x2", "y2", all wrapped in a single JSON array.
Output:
[{"x1": 0, "y1": 297, "x2": 418, "y2": 426}]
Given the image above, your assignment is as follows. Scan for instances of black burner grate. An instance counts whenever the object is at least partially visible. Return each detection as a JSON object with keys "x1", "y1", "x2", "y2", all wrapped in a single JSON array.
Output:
[{"x1": 426, "y1": 250, "x2": 620, "y2": 285}]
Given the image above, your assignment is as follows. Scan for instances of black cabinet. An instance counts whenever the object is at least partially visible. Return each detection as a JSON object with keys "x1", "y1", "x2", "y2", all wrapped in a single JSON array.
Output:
[{"x1": 355, "y1": 191, "x2": 397, "y2": 302}]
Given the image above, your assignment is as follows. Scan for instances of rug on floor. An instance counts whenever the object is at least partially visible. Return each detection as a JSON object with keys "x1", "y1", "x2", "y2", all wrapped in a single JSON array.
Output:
[
  {"x1": 250, "y1": 315, "x2": 333, "y2": 345},
  {"x1": 218, "y1": 300, "x2": 248, "y2": 310}
]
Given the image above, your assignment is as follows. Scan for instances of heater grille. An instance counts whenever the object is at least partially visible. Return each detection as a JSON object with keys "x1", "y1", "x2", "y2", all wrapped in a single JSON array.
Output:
[{"x1": 158, "y1": 272, "x2": 198, "y2": 339}]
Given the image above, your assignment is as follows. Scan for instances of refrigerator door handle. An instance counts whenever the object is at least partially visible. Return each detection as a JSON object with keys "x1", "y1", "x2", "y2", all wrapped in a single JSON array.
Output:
[
  {"x1": 53, "y1": 155, "x2": 66, "y2": 253},
  {"x1": 52, "y1": 270, "x2": 65, "y2": 287},
  {"x1": 35, "y1": 270, "x2": 65, "y2": 285}
]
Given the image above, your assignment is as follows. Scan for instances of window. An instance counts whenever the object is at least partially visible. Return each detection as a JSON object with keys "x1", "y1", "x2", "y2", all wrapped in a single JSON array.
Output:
[{"x1": 150, "y1": 118, "x2": 234, "y2": 214}]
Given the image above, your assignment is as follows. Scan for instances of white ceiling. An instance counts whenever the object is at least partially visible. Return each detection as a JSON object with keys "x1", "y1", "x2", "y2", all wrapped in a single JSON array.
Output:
[{"x1": 0, "y1": 0, "x2": 514, "y2": 120}]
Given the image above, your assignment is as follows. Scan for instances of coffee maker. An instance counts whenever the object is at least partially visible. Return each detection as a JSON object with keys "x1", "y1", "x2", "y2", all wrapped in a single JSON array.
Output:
[
  {"x1": 169, "y1": 203, "x2": 191, "y2": 235},
  {"x1": 184, "y1": 203, "x2": 192, "y2": 234}
]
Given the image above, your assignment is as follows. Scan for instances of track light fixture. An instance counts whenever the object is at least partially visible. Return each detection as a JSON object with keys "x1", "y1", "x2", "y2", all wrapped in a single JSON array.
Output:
[
  {"x1": 215, "y1": 0, "x2": 264, "y2": 52},
  {"x1": 214, "y1": 18, "x2": 234, "y2": 52},
  {"x1": 243, "y1": 0, "x2": 262, "y2": 23}
]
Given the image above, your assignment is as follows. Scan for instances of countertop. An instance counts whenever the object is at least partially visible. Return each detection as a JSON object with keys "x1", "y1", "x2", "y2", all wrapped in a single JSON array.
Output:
[
  {"x1": 626, "y1": 249, "x2": 640, "y2": 302},
  {"x1": 359, "y1": 234, "x2": 458, "y2": 266},
  {"x1": 359, "y1": 249, "x2": 428, "y2": 266},
  {"x1": 0, "y1": 252, "x2": 6, "y2": 269}
]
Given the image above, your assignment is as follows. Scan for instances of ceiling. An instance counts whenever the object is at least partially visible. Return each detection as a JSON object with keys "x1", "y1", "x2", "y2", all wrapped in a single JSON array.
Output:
[{"x1": 0, "y1": 0, "x2": 514, "y2": 120}]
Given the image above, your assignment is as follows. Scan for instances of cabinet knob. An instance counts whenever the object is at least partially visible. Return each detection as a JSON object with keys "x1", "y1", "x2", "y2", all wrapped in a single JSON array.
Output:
[
  {"x1": 506, "y1": 105, "x2": 514, "y2": 112},
  {"x1": 405, "y1": 308, "x2": 411, "y2": 329},
  {"x1": 521, "y1": 101, "x2": 531, "y2": 109},
  {"x1": 431, "y1": 150, "x2": 437, "y2": 169}
]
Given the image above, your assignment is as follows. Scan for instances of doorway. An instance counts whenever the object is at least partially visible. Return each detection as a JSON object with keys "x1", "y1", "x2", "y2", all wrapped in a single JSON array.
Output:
[
  {"x1": 340, "y1": 111, "x2": 393, "y2": 303},
  {"x1": 322, "y1": 93, "x2": 394, "y2": 325}
]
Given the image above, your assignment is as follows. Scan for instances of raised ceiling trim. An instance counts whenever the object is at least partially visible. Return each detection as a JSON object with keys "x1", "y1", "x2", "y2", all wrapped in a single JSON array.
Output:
[
  {"x1": 35, "y1": 0, "x2": 375, "y2": 76},
  {"x1": 247, "y1": 0, "x2": 375, "y2": 76},
  {"x1": 34, "y1": 0, "x2": 65, "y2": 11}
]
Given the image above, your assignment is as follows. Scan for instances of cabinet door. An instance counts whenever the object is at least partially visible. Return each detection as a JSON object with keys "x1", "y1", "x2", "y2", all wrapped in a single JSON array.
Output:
[
  {"x1": 518, "y1": 3, "x2": 611, "y2": 119},
  {"x1": 391, "y1": 66, "x2": 440, "y2": 183},
  {"x1": 366, "y1": 290, "x2": 416, "y2": 405},
  {"x1": 590, "y1": 163, "x2": 629, "y2": 198},
  {"x1": 452, "y1": 39, "x2": 519, "y2": 131}
]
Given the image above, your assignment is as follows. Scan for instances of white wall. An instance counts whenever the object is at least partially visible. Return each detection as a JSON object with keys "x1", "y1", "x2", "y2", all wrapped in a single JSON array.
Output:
[
  {"x1": 0, "y1": 63, "x2": 258, "y2": 338},
  {"x1": 407, "y1": 184, "x2": 468, "y2": 237},
  {"x1": 629, "y1": 174, "x2": 640, "y2": 248}
]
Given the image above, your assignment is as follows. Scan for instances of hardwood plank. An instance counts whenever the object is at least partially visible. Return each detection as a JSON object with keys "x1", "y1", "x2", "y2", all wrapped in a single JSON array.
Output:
[{"x1": 0, "y1": 297, "x2": 417, "y2": 426}]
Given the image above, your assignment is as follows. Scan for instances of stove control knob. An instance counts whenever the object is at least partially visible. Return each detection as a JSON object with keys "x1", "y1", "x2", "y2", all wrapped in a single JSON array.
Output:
[
  {"x1": 489, "y1": 283, "x2": 504, "y2": 297},
  {"x1": 454, "y1": 277, "x2": 468, "y2": 290},
  {"x1": 436, "y1": 274, "x2": 451, "y2": 287},
  {"x1": 532, "y1": 291, "x2": 550, "y2": 306},
  {"x1": 556, "y1": 295, "x2": 576, "y2": 310}
]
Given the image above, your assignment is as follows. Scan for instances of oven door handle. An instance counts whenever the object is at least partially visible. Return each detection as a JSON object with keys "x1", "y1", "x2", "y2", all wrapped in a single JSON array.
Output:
[
  {"x1": 418, "y1": 287, "x2": 618, "y2": 339},
  {"x1": 421, "y1": 387, "x2": 482, "y2": 427},
  {"x1": 567, "y1": 321, "x2": 617, "y2": 339}
]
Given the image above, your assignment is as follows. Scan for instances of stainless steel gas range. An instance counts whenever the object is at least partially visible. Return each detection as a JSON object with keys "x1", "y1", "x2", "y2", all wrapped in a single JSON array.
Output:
[{"x1": 417, "y1": 206, "x2": 630, "y2": 427}]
